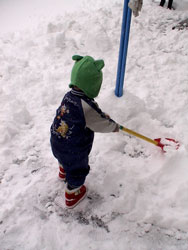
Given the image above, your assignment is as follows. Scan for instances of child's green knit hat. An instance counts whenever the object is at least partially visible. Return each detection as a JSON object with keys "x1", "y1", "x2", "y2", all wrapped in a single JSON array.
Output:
[{"x1": 69, "y1": 55, "x2": 105, "y2": 99}]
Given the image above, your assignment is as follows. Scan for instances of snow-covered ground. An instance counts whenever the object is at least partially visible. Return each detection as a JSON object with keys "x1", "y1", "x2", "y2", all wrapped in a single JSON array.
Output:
[
  {"x1": 1, "y1": 0, "x2": 188, "y2": 249},
  {"x1": 0, "y1": 0, "x2": 81, "y2": 34}
]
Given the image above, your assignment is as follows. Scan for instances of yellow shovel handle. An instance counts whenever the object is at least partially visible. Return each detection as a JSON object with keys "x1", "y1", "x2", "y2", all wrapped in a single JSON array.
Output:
[{"x1": 119, "y1": 125, "x2": 158, "y2": 146}]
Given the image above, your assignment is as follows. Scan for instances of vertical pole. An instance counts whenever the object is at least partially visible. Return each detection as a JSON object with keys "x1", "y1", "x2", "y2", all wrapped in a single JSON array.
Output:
[{"x1": 115, "y1": 0, "x2": 132, "y2": 97}]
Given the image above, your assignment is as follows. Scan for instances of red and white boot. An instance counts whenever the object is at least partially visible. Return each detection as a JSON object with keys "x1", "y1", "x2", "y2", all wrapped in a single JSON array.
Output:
[
  {"x1": 59, "y1": 164, "x2": 66, "y2": 181},
  {"x1": 65, "y1": 185, "x2": 87, "y2": 208}
]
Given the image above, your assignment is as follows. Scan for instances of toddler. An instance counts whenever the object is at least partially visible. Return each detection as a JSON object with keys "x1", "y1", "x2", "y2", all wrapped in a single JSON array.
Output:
[{"x1": 50, "y1": 55, "x2": 119, "y2": 208}]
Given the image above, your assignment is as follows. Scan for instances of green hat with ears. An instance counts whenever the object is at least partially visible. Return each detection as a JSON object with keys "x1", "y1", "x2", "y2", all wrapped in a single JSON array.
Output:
[{"x1": 69, "y1": 55, "x2": 105, "y2": 98}]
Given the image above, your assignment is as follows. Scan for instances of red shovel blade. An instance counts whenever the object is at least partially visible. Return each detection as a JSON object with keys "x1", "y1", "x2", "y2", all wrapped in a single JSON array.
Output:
[{"x1": 154, "y1": 138, "x2": 180, "y2": 152}]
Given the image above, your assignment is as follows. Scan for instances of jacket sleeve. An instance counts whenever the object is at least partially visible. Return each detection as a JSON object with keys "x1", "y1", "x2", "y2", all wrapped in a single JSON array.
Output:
[{"x1": 81, "y1": 99, "x2": 117, "y2": 133}]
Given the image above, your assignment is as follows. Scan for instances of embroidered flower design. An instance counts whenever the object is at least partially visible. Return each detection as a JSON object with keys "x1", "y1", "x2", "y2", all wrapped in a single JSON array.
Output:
[
  {"x1": 60, "y1": 105, "x2": 69, "y2": 117},
  {"x1": 56, "y1": 121, "x2": 69, "y2": 137}
]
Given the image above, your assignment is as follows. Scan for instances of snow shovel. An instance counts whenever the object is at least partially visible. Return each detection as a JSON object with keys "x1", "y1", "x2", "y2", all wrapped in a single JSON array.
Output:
[{"x1": 119, "y1": 125, "x2": 180, "y2": 152}]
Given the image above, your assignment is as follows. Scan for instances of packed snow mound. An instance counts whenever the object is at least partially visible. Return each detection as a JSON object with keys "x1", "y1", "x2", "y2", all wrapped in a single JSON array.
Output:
[{"x1": 0, "y1": 0, "x2": 188, "y2": 249}]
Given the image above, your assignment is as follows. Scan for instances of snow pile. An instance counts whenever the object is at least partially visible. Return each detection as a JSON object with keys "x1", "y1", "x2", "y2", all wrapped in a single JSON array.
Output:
[{"x1": 0, "y1": 0, "x2": 188, "y2": 249}]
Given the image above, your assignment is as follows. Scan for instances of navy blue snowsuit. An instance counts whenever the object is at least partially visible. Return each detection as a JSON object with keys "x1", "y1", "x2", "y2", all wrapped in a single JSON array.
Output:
[{"x1": 50, "y1": 88, "x2": 117, "y2": 187}]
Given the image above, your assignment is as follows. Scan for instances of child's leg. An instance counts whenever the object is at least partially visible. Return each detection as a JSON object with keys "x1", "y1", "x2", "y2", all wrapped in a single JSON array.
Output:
[
  {"x1": 50, "y1": 138, "x2": 66, "y2": 181},
  {"x1": 65, "y1": 165, "x2": 90, "y2": 188},
  {"x1": 64, "y1": 163, "x2": 90, "y2": 208}
]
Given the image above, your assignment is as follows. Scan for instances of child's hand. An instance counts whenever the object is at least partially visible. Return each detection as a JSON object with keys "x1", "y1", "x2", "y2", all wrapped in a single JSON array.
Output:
[{"x1": 113, "y1": 124, "x2": 119, "y2": 132}]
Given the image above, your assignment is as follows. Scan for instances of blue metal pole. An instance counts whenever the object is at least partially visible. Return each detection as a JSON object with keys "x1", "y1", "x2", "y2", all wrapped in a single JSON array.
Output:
[
  {"x1": 115, "y1": 0, "x2": 132, "y2": 97},
  {"x1": 119, "y1": 7, "x2": 132, "y2": 96},
  {"x1": 115, "y1": 0, "x2": 128, "y2": 97}
]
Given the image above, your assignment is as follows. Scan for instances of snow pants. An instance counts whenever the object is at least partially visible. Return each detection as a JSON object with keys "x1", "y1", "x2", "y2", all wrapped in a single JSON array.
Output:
[{"x1": 50, "y1": 136, "x2": 92, "y2": 187}]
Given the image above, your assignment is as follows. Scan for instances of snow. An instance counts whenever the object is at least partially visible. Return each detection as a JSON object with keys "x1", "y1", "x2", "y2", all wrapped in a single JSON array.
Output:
[{"x1": 1, "y1": 0, "x2": 188, "y2": 249}]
